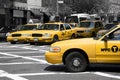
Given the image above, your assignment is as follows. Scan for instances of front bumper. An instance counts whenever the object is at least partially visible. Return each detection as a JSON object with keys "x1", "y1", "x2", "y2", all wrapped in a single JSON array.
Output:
[
  {"x1": 28, "y1": 37, "x2": 53, "y2": 43},
  {"x1": 7, "y1": 37, "x2": 28, "y2": 42},
  {"x1": 45, "y1": 51, "x2": 63, "y2": 64}
]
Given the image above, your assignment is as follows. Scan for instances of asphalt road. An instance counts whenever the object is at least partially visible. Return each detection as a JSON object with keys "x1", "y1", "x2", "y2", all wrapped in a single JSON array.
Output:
[{"x1": 0, "y1": 42, "x2": 120, "y2": 80}]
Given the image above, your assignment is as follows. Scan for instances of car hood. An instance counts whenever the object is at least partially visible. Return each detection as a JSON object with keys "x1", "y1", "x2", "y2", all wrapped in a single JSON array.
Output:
[
  {"x1": 10, "y1": 30, "x2": 36, "y2": 34},
  {"x1": 30, "y1": 30, "x2": 57, "y2": 34},
  {"x1": 52, "y1": 38, "x2": 96, "y2": 47}
]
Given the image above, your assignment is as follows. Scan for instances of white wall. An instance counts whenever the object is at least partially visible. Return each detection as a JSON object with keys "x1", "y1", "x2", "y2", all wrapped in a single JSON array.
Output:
[
  {"x1": 27, "y1": 0, "x2": 42, "y2": 10},
  {"x1": 13, "y1": 1, "x2": 28, "y2": 9}
]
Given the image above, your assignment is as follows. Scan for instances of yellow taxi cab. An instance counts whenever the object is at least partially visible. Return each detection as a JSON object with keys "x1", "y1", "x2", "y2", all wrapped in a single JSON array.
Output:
[
  {"x1": 76, "y1": 20, "x2": 104, "y2": 37},
  {"x1": 7, "y1": 23, "x2": 42, "y2": 44},
  {"x1": 28, "y1": 22, "x2": 77, "y2": 45},
  {"x1": 45, "y1": 24, "x2": 120, "y2": 72}
]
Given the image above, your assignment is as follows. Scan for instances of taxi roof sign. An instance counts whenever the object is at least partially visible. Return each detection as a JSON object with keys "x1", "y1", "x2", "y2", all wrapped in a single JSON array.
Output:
[
  {"x1": 28, "y1": 19, "x2": 40, "y2": 24},
  {"x1": 28, "y1": 19, "x2": 33, "y2": 24}
]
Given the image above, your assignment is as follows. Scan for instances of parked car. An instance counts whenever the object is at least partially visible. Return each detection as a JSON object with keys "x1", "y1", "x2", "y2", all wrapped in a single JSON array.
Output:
[
  {"x1": 7, "y1": 23, "x2": 42, "y2": 44},
  {"x1": 0, "y1": 27, "x2": 11, "y2": 41},
  {"x1": 28, "y1": 22, "x2": 77, "y2": 45},
  {"x1": 76, "y1": 20, "x2": 104, "y2": 37}
]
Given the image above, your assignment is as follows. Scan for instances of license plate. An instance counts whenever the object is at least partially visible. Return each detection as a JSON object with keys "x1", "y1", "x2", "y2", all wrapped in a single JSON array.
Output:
[
  {"x1": 14, "y1": 38, "x2": 18, "y2": 41},
  {"x1": 34, "y1": 38, "x2": 38, "y2": 41}
]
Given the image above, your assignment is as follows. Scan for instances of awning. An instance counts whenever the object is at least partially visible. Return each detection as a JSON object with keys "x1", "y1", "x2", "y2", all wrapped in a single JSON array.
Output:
[{"x1": 30, "y1": 10, "x2": 43, "y2": 17}]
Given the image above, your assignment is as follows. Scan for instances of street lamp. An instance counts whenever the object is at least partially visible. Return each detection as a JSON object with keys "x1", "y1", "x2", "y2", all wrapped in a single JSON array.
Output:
[{"x1": 56, "y1": 0, "x2": 64, "y2": 16}]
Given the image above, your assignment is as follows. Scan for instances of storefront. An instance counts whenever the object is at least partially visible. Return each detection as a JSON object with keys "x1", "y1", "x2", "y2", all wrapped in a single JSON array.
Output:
[
  {"x1": 30, "y1": 9, "x2": 50, "y2": 23},
  {"x1": 0, "y1": 8, "x2": 11, "y2": 31},
  {"x1": 9, "y1": 9, "x2": 28, "y2": 29},
  {"x1": 0, "y1": 8, "x2": 7, "y2": 28}
]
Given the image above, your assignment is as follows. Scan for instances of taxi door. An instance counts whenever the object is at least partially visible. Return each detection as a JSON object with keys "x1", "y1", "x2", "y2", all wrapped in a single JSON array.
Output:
[
  {"x1": 59, "y1": 24, "x2": 67, "y2": 40},
  {"x1": 63, "y1": 23, "x2": 72, "y2": 39},
  {"x1": 96, "y1": 29, "x2": 120, "y2": 63}
]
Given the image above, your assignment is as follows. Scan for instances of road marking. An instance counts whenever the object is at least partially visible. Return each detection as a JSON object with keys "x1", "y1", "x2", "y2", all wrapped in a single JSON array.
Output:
[
  {"x1": 0, "y1": 70, "x2": 28, "y2": 80},
  {"x1": 0, "y1": 56, "x2": 44, "y2": 58},
  {"x1": 7, "y1": 51, "x2": 42, "y2": 54},
  {"x1": 15, "y1": 71, "x2": 120, "y2": 80},
  {"x1": 10, "y1": 45, "x2": 48, "y2": 52},
  {"x1": 0, "y1": 48, "x2": 25, "y2": 50},
  {"x1": 21, "y1": 46, "x2": 38, "y2": 50},
  {"x1": 0, "y1": 52, "x2": 48, "y2": 64},
  {"x1": 94, "y1": 72, "x2": 120, "y2": 79},
  {"x1": 15, "y1": 72, "x2": 90, "y2": 76},
  {"x1": 0, "y1": 62, "x2": 44, "y2": 65},
  {"x1": 21, "y1": 46, "x2": 48, "y2": 52}
]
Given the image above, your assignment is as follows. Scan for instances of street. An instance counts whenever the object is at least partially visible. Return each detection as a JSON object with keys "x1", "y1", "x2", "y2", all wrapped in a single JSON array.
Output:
[{"x1": 0, "y1": 42, "x2": 120, "y2": 80}]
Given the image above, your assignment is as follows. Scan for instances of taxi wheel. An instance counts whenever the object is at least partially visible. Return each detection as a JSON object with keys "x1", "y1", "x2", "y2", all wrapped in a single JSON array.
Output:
[
  {"x1": 30, "y1": 42, "x2": 35, "y2": 45},
  {"x1": 65, "y1": 52, "x2": 88, "y2": 72},
  {"x1": 92, "y1": 32, "x2": 96, "y2": 37},
  {"x1": 53, "y1": 35, "x2": 59, "y2": 42},
  {"x1": 10, "y1": 42, "x2": 16, "y2": 44},
  {"x1": 71, "y1": 34, "x2": 76, "y2": 39}
]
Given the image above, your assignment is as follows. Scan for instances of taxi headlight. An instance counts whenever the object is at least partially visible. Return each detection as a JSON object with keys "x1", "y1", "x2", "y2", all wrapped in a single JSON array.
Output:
[
  {"x1": 49, "y1": 46, "x2": 61, "y2": 52},
  {"x1": 22, "y1": 34, "x2": 31, "y2": 36},
  {"x1": 43, "y1": 33, "x2": 52, "y2": 37}
]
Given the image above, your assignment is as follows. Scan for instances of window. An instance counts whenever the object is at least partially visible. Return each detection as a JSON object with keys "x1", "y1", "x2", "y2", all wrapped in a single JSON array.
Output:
[
  {"x1": 64, "y1": 24, "x2": 71, "y2": 30},
  {"x1": 80, "y1": 22, "x2": 94, "y2": 28},
  {"x1": 108, "y1": 28, "x2": 120, "y2": 40},
  {"x1": 60, "y1": 24, "x2": 64, "y2": 30}
]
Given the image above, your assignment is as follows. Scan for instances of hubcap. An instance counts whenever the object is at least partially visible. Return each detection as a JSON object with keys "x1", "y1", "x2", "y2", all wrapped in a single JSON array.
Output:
[{"x1": 73, "y1": 58, "x2": 81, "y2": 67}]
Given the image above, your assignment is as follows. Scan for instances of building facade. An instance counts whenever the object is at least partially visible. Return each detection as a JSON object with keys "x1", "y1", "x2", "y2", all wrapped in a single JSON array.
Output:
[
  {"x1": 0, "y1": 0, "x2": 12, "y2": 30},
  {"x1": 108, "y1": 0, "x2": 120, "y2": 22},
  {"x1": 11, "y1": 0, "x2": 28, "y2": 29},
  {"x1": 0, "y1": 0, "x2": 28, "y2": 31},
  {"x1": 27, "y1": 0, "x2": 50, "y2": 23}
]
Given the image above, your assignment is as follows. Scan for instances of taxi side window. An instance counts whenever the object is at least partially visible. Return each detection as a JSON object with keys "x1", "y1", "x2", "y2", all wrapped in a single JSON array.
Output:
[
  {"x1": 64, "y1": 24, "x2": 71, "y2": 30},
  {"x1": 60, "y1": 24, "x2": 65, "y2": 30},
  {"x1": 108, "y1": 29, "x2": 120, "y2": 40}
]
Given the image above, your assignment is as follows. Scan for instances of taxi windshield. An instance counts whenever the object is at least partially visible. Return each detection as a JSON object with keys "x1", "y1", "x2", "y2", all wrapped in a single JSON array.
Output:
[
  {"x1": 18, "y1": 25, "x2": 37, "y2": 30},
  {"x1": 38, "y1": 24, "x2": 59, "y2": 30},
  {"x1": 80, "y1": 22, "x2": 94, "y2": 28}
]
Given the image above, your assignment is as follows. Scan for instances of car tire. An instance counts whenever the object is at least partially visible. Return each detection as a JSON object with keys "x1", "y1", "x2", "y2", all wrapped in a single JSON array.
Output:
[
  {"x1": 52, "y1": 35, "x2": 59, "y2": 43},
  {"x1": 11, "y1": 42, "x2": 16, "y2": 44},
  {"x1": 65, "y1": 52, "x2": 88, "y2": 72},
  {"x1": 92, "y1": 32, "x2": 96, "y2": 37},
  {"x1": 30, "y1": 42, "x2": 35, "y2": 45},
  {"x1": 71, "y1": 34, "x2": 76, "y2": 39}
]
